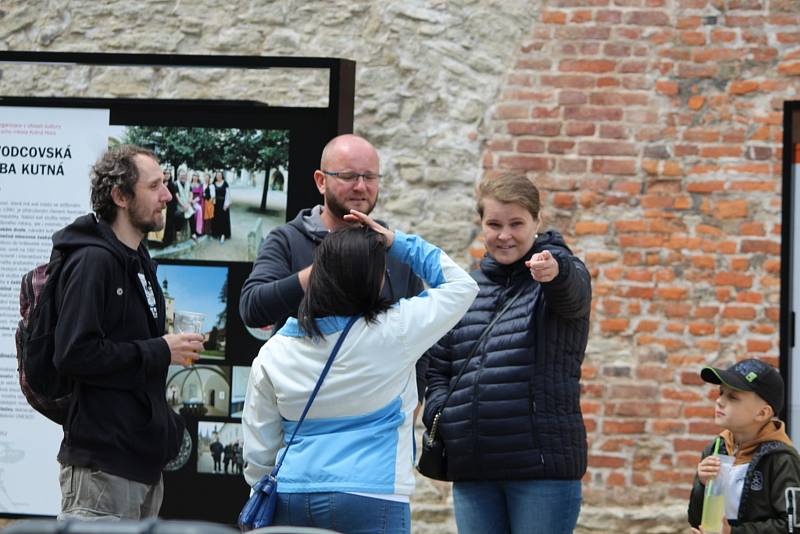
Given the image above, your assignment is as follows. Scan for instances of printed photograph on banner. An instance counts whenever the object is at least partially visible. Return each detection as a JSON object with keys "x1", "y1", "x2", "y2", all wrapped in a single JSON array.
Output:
[
  {"x1": 109, "y1": 125, "x2": 289, "y2": 262},
  {"x1": 156, "y1": 263, "x2": 228, "y2": 359},
  {"x1": 197, "y1": 421, "x2": 244, "y2": 476},
  {"x1": 230, "y1": 366, "x2": 252, "y2": 418},
  {"x1": 166, "y1": 365, "x2": 232, "y2": 418}
]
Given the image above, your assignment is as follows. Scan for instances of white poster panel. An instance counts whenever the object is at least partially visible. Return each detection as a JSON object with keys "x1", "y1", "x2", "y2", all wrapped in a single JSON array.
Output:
[{"x1": 0, "y1": 106, "x2": 109, "y2": 515}]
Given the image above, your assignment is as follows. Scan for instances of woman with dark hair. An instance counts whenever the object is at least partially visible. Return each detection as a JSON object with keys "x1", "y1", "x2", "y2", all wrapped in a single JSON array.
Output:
[
  {"x1": 242, "y1": 210, "x2": 478, "y2": 534},
  {"x1": 423, "y1": 173, "x2": 592, "y2": 534},
  {"x1": 211, "y1": 171, "x2": 231, "y2": 244}
]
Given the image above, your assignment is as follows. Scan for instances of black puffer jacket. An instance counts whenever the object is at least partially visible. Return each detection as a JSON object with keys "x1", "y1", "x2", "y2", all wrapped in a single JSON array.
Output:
[{"x1": 423, "y1": 230, "x2": 591, "y2": 481}]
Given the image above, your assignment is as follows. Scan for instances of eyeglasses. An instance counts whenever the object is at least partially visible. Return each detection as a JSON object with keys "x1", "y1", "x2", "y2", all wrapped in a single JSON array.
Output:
[{"x1": 321, "y1": 170, "x2": 381, "y2": 184}]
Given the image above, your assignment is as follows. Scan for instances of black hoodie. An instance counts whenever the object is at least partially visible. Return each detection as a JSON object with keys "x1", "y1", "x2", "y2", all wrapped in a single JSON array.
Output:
[
  {"x1": 52, "y1": 214, "x2": 183, "y2": 484},
  {"x1": 423, "y1": 230, "x2": 591, "y2": 481}
]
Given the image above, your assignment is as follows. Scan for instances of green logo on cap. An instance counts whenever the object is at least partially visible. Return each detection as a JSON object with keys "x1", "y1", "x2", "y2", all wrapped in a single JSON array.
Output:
[{"x1": 745, "y1": 371, "x2": 758, "y2": 382}]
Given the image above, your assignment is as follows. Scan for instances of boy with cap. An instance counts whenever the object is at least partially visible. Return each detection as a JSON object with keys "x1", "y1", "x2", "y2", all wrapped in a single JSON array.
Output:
[{"x1": 688, "y1": 358, "x2": 800, "y2": 533}]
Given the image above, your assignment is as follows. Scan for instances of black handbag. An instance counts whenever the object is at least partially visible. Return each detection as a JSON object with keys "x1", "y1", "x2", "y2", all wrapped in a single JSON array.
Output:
[
  {"x1": 238, "y1": 316, "x2": 358, "y2": 531},
  {"x1": 417, "y1": 287, "x2": 525, "y2": 481}
]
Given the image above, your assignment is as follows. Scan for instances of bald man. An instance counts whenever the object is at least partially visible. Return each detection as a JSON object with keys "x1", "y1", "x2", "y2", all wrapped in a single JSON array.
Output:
[{"x1": 239, "y1": 135, "x2": 428, "y2": 399}]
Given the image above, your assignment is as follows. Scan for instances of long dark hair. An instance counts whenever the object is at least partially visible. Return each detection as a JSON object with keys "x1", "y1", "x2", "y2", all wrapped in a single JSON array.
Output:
[{"x1": 297, "y1": 226, "x2": 391, "y2": 338}]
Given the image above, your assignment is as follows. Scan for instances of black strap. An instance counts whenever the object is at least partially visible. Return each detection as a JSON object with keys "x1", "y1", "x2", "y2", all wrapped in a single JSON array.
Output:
[
  {"x1": 432, "y1": 285, "x2": 525, "y2": 425},
  {"x1": 271, "y1": 315, "x2": 359, "y2": 476}
]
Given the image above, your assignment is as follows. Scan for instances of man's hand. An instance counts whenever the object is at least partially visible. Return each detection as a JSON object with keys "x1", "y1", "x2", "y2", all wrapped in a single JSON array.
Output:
[
  {"x1": 697, "y1": 455, "x2": 721, "y2": 485},
  {"x1": 164, "y1": 333, "x2": 204, "y2": 366},
  {"x1": 343, "y1": 209, "x2": 395, "y2": 248},
  {"x1": 526, "y1": 250, "x2": 558, "y2": 282}
]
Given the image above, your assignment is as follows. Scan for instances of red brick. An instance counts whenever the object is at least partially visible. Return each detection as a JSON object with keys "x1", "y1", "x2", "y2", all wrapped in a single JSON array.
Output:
[
  {"x1": 564, "y1": 106, "x2": 624, "y2": 121},
  {"x1": 560, "y1": 59, "x2": 617, "y2": 73},
  {"x1": 589, "y1": 454, "x2": 627, "y2": 468},
  {"x1": 607, "y1": 473, "x2": 626, "y2": 486},
  {"x1": 713, "y1": 200, "x2": 748, "y2": 219},
  {"x1": 681, "y1": 31, "x2": 706, "y2": 45},
  {"x1": 714, "y1": 272, "x2": 753, "y2": 288},
  {"x1": 592, "y1": 159, "x2": 637, "y2": 175},
  {"x1": 610, "y1": 384, "x2": 660, "y2": 398},
  {"x1": 497, "y1": 156, "x2": 551, "y2": 171},
  {"x1": 548, "y1": 140, "x2": 575, "y2": 154},
  {"x1": 689, "y1": 421, "x2": 722, "y2": 434},
  {"x1": 656, "y1": 287, "x2": 688, "y2": 300},
  {"x1": 601, "y1": 318, "x2": 629, "y2": 333},
  {"x1": 656, "y1": 80, "x2": 679, "y2": 96},
  {"x1": 604, "y1": 420, "x2": 646, "y2": 434},
  {"x1": 579, "y1": 142, "x2": 637, "y2": 156},
  {"x1": 730, "y1": 80, "x2": 759, "y2": 94},
  {"x1": 542, "y1": 10, "x2": 567, "y2": 24},
  {"x1": 652, "y1": 420, "x2": 687, "y2": 434},
  {"x1": 739, "y1": 222, "x2": 765, "y2": 236},
  {"x1": 722, "y1": 306, "x2": 756, "y2": 320},
  {"x1": 575, "y1": 221, "x2": 609, "y2": 235},
  {"x1": 684, "y1": 406, "x2": 715, "y2": 418},
  {"x1": 740, "y1": 239, "x2": 780, "y2": 254},
  {"x1": 507, "y1": 121, "x2": 562, "y2": 136},
  {"x1": 516, "y1": 139, "x2": 546, "y2": 153},
  {"x1": 558, "y1": 159, "x2": 588, "y2": 173},
  {"x1": 565, "y1": 122, "x2": 595, "y2": 137},
  {"x1": 625, "y1": 11, "x2": 670, "y2": 26},
  {"x1": 746, "y1": 339, "x2": 772, "y2": 352},
  {"x1": 688, "y1": 322, "x2": 714, "y2": 335},
  {"x1": 674, "y1": 438, "x2": 711, "y2": 452},
  {"x1": 552, "y1": 193, "x2": 576, "y2": 209}
]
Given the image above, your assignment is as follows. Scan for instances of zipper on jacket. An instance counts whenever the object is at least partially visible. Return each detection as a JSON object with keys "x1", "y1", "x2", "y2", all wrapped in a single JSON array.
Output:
[{"x1": 528, "y1": 382, "x2": 544, "y2": 465}]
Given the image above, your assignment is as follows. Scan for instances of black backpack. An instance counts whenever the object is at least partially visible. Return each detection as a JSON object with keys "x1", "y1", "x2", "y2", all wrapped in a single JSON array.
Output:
[{"x1": 15, "y1": 250, "x2": 73, "y2": 424}]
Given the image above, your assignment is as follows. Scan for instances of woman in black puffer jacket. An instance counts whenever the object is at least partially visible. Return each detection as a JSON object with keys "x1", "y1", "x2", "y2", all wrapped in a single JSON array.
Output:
[{"x1": 423, "y1": 173, "x2": 591, "y2": 534}]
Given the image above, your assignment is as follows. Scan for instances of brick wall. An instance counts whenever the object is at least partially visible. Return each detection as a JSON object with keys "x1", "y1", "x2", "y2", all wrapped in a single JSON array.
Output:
[{"x1": 479, "y1": 0, "x2": 800, "y2": 527}]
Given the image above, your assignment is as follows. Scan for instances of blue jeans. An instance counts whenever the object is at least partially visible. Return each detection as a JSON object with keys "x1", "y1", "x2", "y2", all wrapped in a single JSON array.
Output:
[
  {"x1": 453, "y1": 479, "x2": 581, "y2": 534},
  {"x1": 274, "y1": 492, "x2": 410, "y2": 534}
]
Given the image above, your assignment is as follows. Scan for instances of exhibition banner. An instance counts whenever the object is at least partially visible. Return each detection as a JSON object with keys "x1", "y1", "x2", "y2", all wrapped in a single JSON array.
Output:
[{"x1": 0, "y1": 106, "x2": 109, "y2": 514}]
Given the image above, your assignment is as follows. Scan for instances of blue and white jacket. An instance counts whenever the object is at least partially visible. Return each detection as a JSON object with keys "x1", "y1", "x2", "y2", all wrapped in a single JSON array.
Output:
[{"x1": 242, "y1": 231, "x2": 479, "y2": 496}]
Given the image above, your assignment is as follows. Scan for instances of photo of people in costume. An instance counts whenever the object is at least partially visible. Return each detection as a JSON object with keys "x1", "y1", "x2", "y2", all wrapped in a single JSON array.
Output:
[{"x1": 109, "y1": 126, "x2": 289, "y2": 262}]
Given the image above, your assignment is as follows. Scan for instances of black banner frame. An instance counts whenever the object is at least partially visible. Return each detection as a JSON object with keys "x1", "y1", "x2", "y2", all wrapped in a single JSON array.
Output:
[{"x1": 0, "y1": 51, "x2": 355, "y2": 524}]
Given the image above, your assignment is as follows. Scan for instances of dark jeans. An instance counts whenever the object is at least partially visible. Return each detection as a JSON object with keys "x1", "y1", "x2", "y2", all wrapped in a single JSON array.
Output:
[
  {"x1": 453, "y1": 479, "x2": 581, "y2": 534},
  {"x1": 274, "y1": 492, "x2": 410, "y2": 534}
]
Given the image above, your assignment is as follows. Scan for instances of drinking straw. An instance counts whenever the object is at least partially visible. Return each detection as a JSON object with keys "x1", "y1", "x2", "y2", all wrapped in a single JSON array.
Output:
[{"x1": 704, "y1": 437, "x2": 721, "y2": 497}]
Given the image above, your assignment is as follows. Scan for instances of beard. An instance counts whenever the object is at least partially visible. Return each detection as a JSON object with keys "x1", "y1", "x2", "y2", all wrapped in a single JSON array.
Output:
[
  {"x1": 324, "y1": 189, "x2": 378, "y2": 220},
  {"x1": 128, "y1": 196, "x2": 164, "y2": 234}
]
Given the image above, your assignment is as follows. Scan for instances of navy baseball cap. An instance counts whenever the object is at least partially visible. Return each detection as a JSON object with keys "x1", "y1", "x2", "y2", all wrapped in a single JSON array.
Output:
[{"x1": 701, "y1": 359, "x2": 784, "y2": 415}]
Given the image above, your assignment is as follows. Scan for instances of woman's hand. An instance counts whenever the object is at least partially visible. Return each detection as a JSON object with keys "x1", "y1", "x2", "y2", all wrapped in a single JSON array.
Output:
[
  {"x1": 697, "y1": 455, "x2": 721, "y2": 485},
  {"x1": 526, "y1": 249, "x2": 559, "y2": 282},
  {"x1": 343, "y1": 209, "x2": 395, "y2": 248}
]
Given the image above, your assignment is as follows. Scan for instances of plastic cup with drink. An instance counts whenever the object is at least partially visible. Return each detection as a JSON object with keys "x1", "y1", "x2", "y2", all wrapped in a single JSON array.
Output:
[
  {"x1": 701, "y1": 437, "x2": 735, "y2": 533},
  {"x1": 173, "y1": 311, "x2": 205, "y2": 365}
]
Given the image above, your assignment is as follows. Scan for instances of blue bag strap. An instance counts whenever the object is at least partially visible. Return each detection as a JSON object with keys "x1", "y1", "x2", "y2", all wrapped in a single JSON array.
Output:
[{"x1": 270, "y1": 315, "x2": 359, "y2": 476}]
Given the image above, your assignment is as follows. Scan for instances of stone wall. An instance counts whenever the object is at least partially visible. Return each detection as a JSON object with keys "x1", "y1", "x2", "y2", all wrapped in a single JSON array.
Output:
[{"x1": 2, "y1": 0, "x2": 799, "y2": 532}]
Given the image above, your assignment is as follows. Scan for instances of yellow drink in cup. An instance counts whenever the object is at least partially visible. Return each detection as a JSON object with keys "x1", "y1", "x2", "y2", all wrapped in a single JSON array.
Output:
[
  {"x1": 700, "y1": 439, "x2": 734, "y2": 534},
  {"x1": 700, "y1": 494, "x2": 725, "y2": 533}
]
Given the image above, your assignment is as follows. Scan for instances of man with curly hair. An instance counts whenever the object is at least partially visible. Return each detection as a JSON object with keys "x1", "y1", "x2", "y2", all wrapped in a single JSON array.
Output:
[{"x1": 51, "y1": 144, "x2": 204, "y2": 520}]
